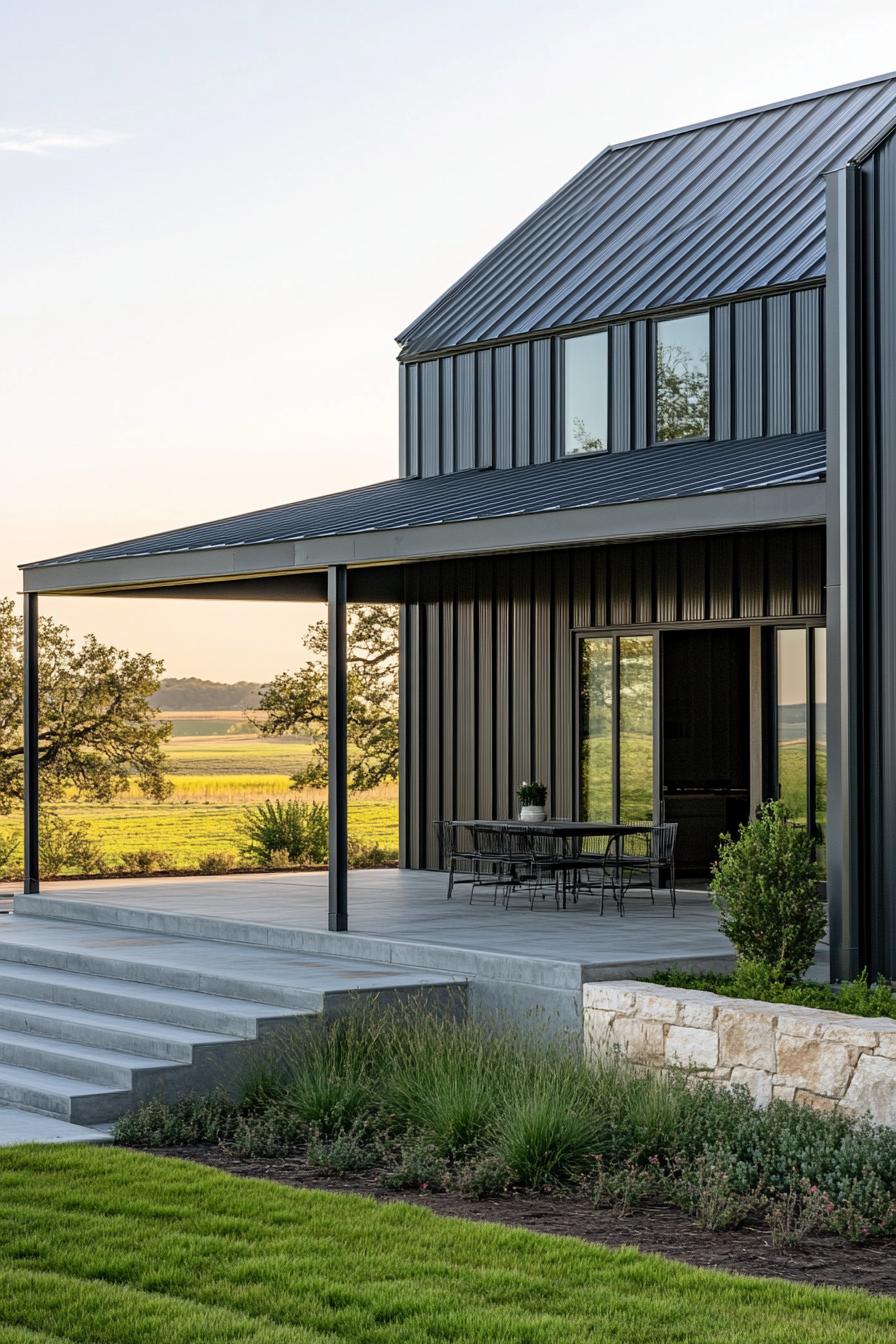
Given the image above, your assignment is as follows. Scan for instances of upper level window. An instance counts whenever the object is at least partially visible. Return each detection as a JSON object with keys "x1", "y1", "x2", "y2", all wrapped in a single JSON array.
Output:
[
  {"x1": 654, "y1": 312, "x2": 710, "y2": 442},
  {"x1": 564, "y1": 331, "x2": 608, "y2": 455}
]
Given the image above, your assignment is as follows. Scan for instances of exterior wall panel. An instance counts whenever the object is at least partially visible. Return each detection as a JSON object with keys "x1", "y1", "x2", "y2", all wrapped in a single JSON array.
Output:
[
  {"x1": 400, "y1": 286, "x2": 824, "y2": 478},
  {"x1": 401, "y1": 527, "x2": 825, "y2": 867}
]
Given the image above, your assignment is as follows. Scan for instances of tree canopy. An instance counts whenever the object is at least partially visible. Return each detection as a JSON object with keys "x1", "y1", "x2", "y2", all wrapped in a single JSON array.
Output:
[
  {"x1": 258, "y1": 604, "x2": 398, "y2": 793},
  {"x1": 0, "y1": 597, "x2": 172, "y2": 814}
]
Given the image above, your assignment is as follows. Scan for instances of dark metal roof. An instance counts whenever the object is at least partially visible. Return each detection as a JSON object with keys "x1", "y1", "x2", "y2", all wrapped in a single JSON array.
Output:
[
  {"x1": 397, "y1": 73, "x2": 896, "y2": 358},
  {"x1": 25, "y1": 431, "x2": 825, "y2": 571}
]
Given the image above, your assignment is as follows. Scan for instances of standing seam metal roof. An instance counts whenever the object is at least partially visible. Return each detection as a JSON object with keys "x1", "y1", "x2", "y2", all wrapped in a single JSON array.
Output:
[
  {"x1": 397, "y1": 73, "x2": 896, "y2": 358},
  {"x1": 24, "y1": 430, "x2": 825, "y2": 571}
]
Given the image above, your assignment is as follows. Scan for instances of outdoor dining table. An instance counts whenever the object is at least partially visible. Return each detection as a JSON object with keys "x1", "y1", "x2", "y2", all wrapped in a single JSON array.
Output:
[{"x1": 448, "y1": 818, "x2": 651, "y2": 908}]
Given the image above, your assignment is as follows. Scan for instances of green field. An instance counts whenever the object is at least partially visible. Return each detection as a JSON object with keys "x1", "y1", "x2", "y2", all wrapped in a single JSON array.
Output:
[
  {"x1": 0, "y1": 1145, "x2": 893, "y2": 1343},
  {"x1": 0, "y1": 726, "x2": 398, "y2": 875}
]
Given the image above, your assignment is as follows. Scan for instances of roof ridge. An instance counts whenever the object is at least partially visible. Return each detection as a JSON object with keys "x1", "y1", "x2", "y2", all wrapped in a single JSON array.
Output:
[{"x1": 607, "y1": 70, "x2": 896, "y2": 153}]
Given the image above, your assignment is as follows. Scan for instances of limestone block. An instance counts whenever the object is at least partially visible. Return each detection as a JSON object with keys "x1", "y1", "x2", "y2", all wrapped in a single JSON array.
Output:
[
  {"x1": 584, "y1": 1009, "x2": 617, "y2": 1050},
  {"x1": 730, "y1": 1065, "x2": 773, "y2": 1107},
  {"x1": 773, "y1": 1084, "x2": 796, "y2": 1103},
  {"x1": 775, "y1": 1036, "x2": 852, "y2": 1098},
  {"x1": 665, "y1": 1025, "x2": 718, "y2": 1070},
  {"x1": 874, "y1": 1032, "x2": 896, "y2": 1060},
  {"x1": 819, "y1": 1024, "x2": 879, "y2": 1049},
  {"x1": 584, "y1": 984, "x2": 635, "y2": 1014},
  {"x1": 794, "y1": 1089, "x2": 838, "y2": 1113},
  {"x1": 717, "y1": 1007, "x2": 776, "y2": 1071},
  {"x1": 631, "y1": 991, "x2": 679, "y2": 1024},
  {"x1": 610, "y1": 1016, "x2": 666, "y2": 1066},
  {"x1": 842, "y1": 1054, "x2": 896, "y2": 1127},
  {"x1": 775, "y1": 1012, "x2": 824, "y2": 1040},
  {"x1": 679, "y1": 999, "x2": 718, "y2": 1030}
]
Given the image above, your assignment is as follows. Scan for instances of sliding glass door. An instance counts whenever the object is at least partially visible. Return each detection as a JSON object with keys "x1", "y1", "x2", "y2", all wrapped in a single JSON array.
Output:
[{"x1": 580, "y1": 635, "x2": 654, "y2": 822}]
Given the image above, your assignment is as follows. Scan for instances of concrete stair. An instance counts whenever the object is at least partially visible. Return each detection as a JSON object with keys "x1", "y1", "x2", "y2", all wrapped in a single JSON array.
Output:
[{"x1": 0, "y1": 912, "x2": 463, "y2": 1142}]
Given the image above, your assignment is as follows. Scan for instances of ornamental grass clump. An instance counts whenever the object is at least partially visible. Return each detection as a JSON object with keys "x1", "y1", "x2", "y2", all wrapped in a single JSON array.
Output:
[{"x1": 710, "y1": 799, "x2": 825, "y2": 983}]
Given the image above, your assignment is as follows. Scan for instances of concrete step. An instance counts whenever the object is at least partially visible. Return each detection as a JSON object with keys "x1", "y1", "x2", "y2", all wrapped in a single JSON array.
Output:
[
  {"x1": 0, "y1": 1025, "x2": 189, "y2": 1089},
  {"x1": 0, "y1": 993, "x2": 237, "y2": 1061},
  {"x1": 0, "y1": 963, "x2": 308, "y2": 1037},
  {"x1": 0, "y1": 1060, "x2": 128, "y2": 1126},
  {"x1": 0, "y1": 1105, "x2": 110, "y2": 1146}
]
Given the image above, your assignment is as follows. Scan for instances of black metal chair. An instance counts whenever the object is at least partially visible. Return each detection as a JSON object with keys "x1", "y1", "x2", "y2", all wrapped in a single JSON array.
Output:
[
  {"x1": 468, "y1": 824, "x2": 513, "y2": 904},
  {"x1": 555, "y1": 832, "x2": 616, "y2": 910},
  {"x1": 600, "y1": 822, "x2": 679, "y2": 916},
  {"x1": 503, "y1": 827, "x2": 564, "y2": 909},
  {"x1": 434, "y1": 820, "x2": 478, "y2": 900}
]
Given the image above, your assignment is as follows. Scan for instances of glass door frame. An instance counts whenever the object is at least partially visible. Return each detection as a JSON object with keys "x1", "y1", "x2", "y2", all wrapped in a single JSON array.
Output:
[
  {"x1": 769, "y1": 619, "x2": 827, "y2": 842},
  {"x1": 574, "y1": 629, "x2": 661, "y2": 823}
]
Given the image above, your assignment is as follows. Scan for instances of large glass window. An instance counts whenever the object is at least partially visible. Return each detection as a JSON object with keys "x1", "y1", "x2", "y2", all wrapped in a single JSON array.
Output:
[
  {"x1": 775, "y1": 625, "x2": 826, "y2": 845},
  {"x1": 580, "y1": 635, "x2": 654, "y2": 821},
  {"x1": 655, "y1": 312, "x2": 710, "y2": 442},
  {"x1": 564, "y1": 331, "x2": 609, "y2": 455}
]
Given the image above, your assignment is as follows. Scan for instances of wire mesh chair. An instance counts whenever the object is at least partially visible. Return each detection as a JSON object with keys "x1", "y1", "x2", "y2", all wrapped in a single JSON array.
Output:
[
  {"x1": 468, "y1": 824, "x2": 513, "y2": 904},
  {"x1": 600, "y1": 822, "x2": 679, "y2": 916},
  {"x1": 433, "y1": 820, "x2": 479, "y2": 900}
]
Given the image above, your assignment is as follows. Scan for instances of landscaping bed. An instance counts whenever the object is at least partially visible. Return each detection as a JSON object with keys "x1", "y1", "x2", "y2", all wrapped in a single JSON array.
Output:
[{"x1": 131, "y1": 1141, "x2": 896, "y2": 1298}]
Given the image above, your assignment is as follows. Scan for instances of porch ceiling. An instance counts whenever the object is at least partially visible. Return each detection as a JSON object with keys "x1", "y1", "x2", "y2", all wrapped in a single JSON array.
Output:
[{"x1": 20, "y1": 430, "x2": 825, "y2": 598}]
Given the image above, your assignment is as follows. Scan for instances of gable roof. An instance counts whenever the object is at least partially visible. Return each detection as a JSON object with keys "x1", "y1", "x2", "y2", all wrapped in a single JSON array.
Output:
[{"x1": 397, "y1": 73, "x2": 896, "y2": 358}]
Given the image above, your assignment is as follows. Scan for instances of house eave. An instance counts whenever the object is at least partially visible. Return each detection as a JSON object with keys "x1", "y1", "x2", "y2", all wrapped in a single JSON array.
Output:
[{"x1": 21, "y1": 480, "x2": 826, "y2": 598}]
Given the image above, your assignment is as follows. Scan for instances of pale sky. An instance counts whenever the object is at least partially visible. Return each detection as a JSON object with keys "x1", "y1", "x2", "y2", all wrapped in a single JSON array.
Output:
[{"x1": 3, "y1": 1, "x2": 895, "y2": 681}]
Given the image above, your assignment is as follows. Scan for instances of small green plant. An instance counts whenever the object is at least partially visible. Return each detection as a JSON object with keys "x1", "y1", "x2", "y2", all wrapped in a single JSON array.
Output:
[
  {"x1": 118, "y1": 848, "x2": 173, "y2": 875},
  {"x1": 39, "y1": 813, "x2": 107, "y2": 877},
  {"x1": 666, "y1": 1153, "x2": 762, "y2": 1231},
  {"x1": 229, "y1": 1108, "x2": 297, "y2": 1158},
  {"x1": 0, "y1": 831, "x2": 20, "y2": 878},
  {"x1": 450, "y1": 1153, "x2": 512, "y2": 1198},
  {"x1": 710, "y1": 800, "x2": 825, "y2": 982},
  {"x1": 516, "y1": 780, "x2": 547, "y2": 808},
  {"x1": 381, "y1": 1136, "x2": 447, "y2": 1191},
  {"x1": 238, "y1": 799, "x2": 328, "y2": 867},
  {"x1": 196, "y1": 850, "x2": 236, "y2": 875},
  {"x1": 584, "y1": 1155, "x2": 663, "y2": 1216},
  {"x1": 766, "y1": 1178, "x2": 835, "y2": 1248},
  {"x1": 306, "y1": 1122, "x2": 377, "y2": 1175},
  {"x1": 113, "y1": 1093, "x2": 239, "y2": 1147},
  {"x1": 347, "y1": 837, "x2": 399, "y2": 868}
]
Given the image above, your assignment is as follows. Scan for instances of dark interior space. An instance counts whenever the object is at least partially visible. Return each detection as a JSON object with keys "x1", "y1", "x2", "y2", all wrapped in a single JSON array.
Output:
[{"x1": 661, "y1": 629, "x2": 751, "y2": 874}]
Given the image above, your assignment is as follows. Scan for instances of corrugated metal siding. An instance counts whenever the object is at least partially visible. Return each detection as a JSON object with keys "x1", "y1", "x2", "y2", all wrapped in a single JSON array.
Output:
[
  {"x1": 397, "y1": 75, "x2": 896, "y2": 358},
  {"x1": 403, "y1": 527, "x2": 826, "y2": 867},
  {"x1": 401, "y1": 289, "x2": 826, "y2": 477}
]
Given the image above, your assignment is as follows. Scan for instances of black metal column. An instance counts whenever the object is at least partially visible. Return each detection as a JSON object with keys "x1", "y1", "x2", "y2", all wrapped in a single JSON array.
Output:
[
  {"x1": 23, "y1": 592, "x2": 39, "y2": 894},
  {"x1": 327, "y1": 565, "x2": 348, "y2": 932}
]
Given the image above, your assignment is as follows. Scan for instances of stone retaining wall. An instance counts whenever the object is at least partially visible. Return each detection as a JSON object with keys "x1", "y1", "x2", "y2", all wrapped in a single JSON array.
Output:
[{"x1": 583, "y1": 981, "x2": 896, "y2": 1127}]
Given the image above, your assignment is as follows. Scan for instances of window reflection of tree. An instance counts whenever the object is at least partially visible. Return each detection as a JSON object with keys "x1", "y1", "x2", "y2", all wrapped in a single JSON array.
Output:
[
  {"x1": 570, "y1": 415, "x2": 607, "y2": 454},
  {"x1": 656, "y1": 340, "x2": 709, "y2": 441}
]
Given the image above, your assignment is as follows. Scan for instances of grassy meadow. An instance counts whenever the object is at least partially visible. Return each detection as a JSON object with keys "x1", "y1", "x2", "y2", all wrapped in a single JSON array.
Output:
[{"x1": 0, "y1": 713, "x2": 398, "y2": 877}]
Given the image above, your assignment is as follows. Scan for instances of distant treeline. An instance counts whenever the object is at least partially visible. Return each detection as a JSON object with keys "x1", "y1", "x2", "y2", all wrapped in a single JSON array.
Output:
[{"x1": 149, "y1": 678, "x2": 265, "y2": 711}]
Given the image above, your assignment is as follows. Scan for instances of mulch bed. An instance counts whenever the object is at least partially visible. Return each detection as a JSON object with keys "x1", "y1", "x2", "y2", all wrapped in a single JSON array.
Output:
[{"x1": 133, "y1": 1144, "x2": 896, "y2": 1297}]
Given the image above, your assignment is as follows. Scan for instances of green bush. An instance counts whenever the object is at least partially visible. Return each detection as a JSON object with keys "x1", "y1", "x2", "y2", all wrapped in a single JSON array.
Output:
[
  {"x1": 39, "y1": 814, "x2": 107, "y2": 877},
  {"x1": 0, "y1": 830, "x2": 20, "y2": 877},
  {"x1": 238, "y1": 799, "x2": 328, "y2": 867},
  {"x1": 710, "y1": 799, "x2": 825, "y2": 982},
  {"x1": 118, "y1": 848, "x2": 173, "y2": 875},
  {"x1": 196, "y1": 850, "x2": 237, "y2": 874},
  {"x1": 650, "y1": 964, "x2": 896, "y2": 1019}
]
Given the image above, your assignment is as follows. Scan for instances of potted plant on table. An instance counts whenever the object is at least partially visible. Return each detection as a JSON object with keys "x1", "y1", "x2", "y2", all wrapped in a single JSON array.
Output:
[{"x1": 517, "y1": 780, "x2": 548, "y2": 823}]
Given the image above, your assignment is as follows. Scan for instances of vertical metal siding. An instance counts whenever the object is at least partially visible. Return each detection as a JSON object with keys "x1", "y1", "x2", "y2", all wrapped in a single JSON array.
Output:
[
  {"x1": 712, "y1": 306, "x2": 732, "y2": 440},
  {"x1": 734, "y1": 300, "x2": 764, "y2": 438},
  {"x1": 401, "y1": 527, "x2": 825, "y2": 869},
  {"x1": 766, "y1": 294, "x2": 793, "y2": 436},
  {"x1": 476, "y1": 349, "x2": 493, "y2": 468},
  {"x1": 531, "y1": 339, "x2": 553, "y2": 463},
  {"x1": 631, "y1": 321, "x2": 649, "y2": 451},
  {"x1": 399, "y1": 287, "x2": 824, "y2": 477},
  {"x1": 794, "y1": 286, "x2": 822, "y2": 433}
]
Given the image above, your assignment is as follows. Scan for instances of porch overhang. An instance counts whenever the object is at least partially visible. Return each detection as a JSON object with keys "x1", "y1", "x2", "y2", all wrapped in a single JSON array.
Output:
[{"x1": 21, "y1": 478, "x2": 824, "y2": 598}]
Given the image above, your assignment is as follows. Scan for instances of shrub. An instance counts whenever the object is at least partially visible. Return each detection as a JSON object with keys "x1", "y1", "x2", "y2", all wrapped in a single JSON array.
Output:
[
  {"x1": 650, "y1": 964, "x2": 896, "y2": 1020},
  {"x1": 306, "y1": 1122, "x2": 377, "y2": 1175},
  {"x1": 39, "y1": 814, "x2": 107, "y2": 877},
  {"x1": 229, "y1": 1108, "x2": 298, "y2": 1158},
  {"x1": 0, "y1": 831, "x2": 20, "y2": 878},
  {"x1": 584, "y1": 1155, "x2": 664, "y2": 1216},
  {"x1": 450, "y1": 1153, "x2": 512, "y2": 1198},
  {"x1": 495, "y1": 1075, "x2": 599, "y2": 1188},
  {"x1": 118, "y1": 849, "x2": 173, "y2": 875},
  {"x1": 348, "y1": 838, "x2": 399, "y2": 869},
  {"x1": 710, "y1": 800, "x2": 825, "y2": 982},
  {"x1": 381, "y1": 1136, "x2": 447, "y2": 1191},
  {"x1": 113, "y1": 1094, "x2": 239, "y2": 1147},
  {"x1": 238, "y1": 800, "x2": 328, "y2": 867},
  {"x1": 197, "y1": 851, "x2": 236, "y2": 875},
  {"x1": 666, "y1": 1153, "x2": 762, "y2": 1230}
]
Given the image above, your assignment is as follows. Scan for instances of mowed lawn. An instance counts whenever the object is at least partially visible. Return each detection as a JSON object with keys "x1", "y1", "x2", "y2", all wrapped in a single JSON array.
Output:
[
  {"x1": 0, "y1": 730, "x2": 399, "y2": 872},
  {"x1": 0, "y1": 1147, "x2": 893, "y2": 1344}
]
